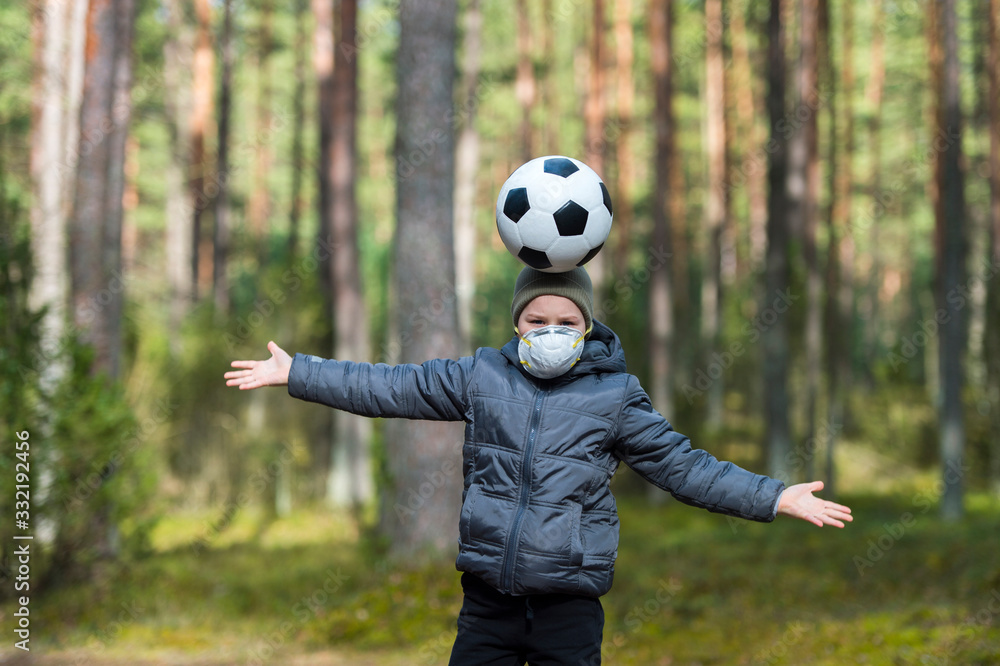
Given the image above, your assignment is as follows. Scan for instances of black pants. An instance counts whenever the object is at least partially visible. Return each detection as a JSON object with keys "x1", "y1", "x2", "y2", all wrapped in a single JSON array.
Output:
[{"x1": 448, "y1": 573, "x2": 605, "y2": 666}]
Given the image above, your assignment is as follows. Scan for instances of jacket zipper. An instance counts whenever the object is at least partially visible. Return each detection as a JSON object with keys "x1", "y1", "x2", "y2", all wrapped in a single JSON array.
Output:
[{"x1": 501, "y1": 387, "x2": 546, "y2": 592}]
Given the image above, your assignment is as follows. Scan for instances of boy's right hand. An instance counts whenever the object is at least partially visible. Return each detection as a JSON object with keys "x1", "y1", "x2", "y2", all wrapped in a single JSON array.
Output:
[{"x1": 225, "y1": 341, "x2": 292, "y2": 390}]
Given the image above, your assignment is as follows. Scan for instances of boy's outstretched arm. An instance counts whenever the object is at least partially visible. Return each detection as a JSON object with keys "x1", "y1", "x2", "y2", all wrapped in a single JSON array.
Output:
[
  {"x1": 776, "y1": 481, "x2": 853, "y2": 528},
  {"x1": 224, "y1": 341, "x2": 292, "y2": 390}
]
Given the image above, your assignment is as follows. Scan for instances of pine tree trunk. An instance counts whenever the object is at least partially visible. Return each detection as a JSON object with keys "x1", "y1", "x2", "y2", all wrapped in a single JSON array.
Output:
[
  {"x1": 454, "y1": 0, "x2": 482, "y2": 355},
  {"x1": 248, "y1": 0, "x2": 273, "y2": 256},
  {"x1": 163, "y1": 0, "x2": 194, "y2": 327},
  {"x1": 214, "y1": 0, "x2": 234, "y2": 313},
  {"x1": 730, "y1": 2, "x2": 767, "y2": 272},
  {"x1": 799, "y1": 0, "x2": 821, "y2": 482},
  {"x1": 649, "y1": 0, "x2": 675, "y2": 464},
  {"x1": 71, "y1": 0, "x2": 135, "y2": 379},
  {"x1": 382, "y1": 0, "x2": 463, "y2": 557},
  {"x1": 585, "y1": 0, "x2": 608, "y2": 293},
  {"x1": 287, "y1": 0, "x2": 307, "y2": 260},
  {"x1": 764, "y1": 0, "x2": 793, "y2": 479},
  {"x1": 327, "y1": 0, "x2": 374, "y2": 509},
  {"x1": 313, "y1": 0, "x2": 334, "y2": 321},
  {"x1": 936, "y1": 0, "x2": 967, "y2": 521},
  {"x1": 702, "y1": 0, "x2": 726, "y2": 430},
  {"x1": 612, "y1": 0, "x2": 635, "y2": 276},
  {"x1": 190, "y1": 0, "x2": 215, "y2": 298},
  {"x1": 986, "y1": 0, "x2": 1000, "y2": 489},
  {"x1": 515, "y1": 0, "x2": 536, "y2": 162},
  {"x1": 861, "y1": 0, "x2": 885, "y2": 386},
  {"x1": 30, "y1": 0, "x2": 73, "y2": 391},
  {"x1": 822, "y1": 0, "x2": 852, "y2": 496}
]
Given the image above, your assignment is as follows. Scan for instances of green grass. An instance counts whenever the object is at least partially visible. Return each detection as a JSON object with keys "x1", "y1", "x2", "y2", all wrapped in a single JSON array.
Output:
[{"x1": 6, "y1": 492, "x2": 1000, "y2": 665}]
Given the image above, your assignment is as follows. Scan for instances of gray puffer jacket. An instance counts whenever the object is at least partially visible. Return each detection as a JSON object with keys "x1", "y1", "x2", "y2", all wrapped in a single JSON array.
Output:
[{"x1": 287, "y1": 321, "x2": 784, "y2": 598}]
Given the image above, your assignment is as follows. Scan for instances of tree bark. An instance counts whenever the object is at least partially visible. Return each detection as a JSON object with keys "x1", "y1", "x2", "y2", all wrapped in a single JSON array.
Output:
[
  {"x1": 987, "y1": 0, "x2": 1000, "y2": 488},
  {"x1": 821, "y1": 0, "x2": 852, "y2": 496},
  {"x1": 585, "y1": 0, "x2": 608, "y2": 293},
  {"x1": 30, "y1": 0, "x2": 74, "y2": 391},
  {"x1": 190, "y1": 0, "x2": 215, "y2": 298},
  {"x1": 313, "y1": 0, "x2": 334, "y2": 321},
  {"x1": 327, "y1": 0, "x2": 374, "y2": 509},
  {"x1": 454, "y1": 0, "x2": 482, "y2": 355},
  {"x1": 70, "y1": 0, "x2": 136, "y2": 380},
  {"x1": 702, "y1": 0, "x2": 726, "y2": 430},
  {"x1": 764, "y1": 0, "x2": 793, "y2": 479},
  {"x1": 287, "y1": 0, "x2": 308, "y2": 260},
  {"x1": 935, "y1": 0, "x2": 967, "y2": 521},
  {"x1": 649, "y1": 0, "x2": 675, "y2": 457},
  {"x1": 214, "y1": 0, "x2": 234, "y2": 313},
  {"x1": 799, "y1": 0, "x2": 821, "y2": 481},
  {"x1": 730, "y1": 1, "x2": 767, "y2": 272},
  {"x1": 163, "y1": 0, "x2": 194, "y2": 326},
  {"x1": 515, "y1": 0, "x2": 536, "y2": 162},
  {"x1": 383, "y1": 0, "x2": 463, "y2": 557},
  {"x1": 861, "y1": 0, "x2": 885, "y2": 385},
  {"x1": 612, "y1": 0, "x2": 635, "y2": 276},
  {"x1": 248, "y1": 0, "x2": 274, "y2": 255}
]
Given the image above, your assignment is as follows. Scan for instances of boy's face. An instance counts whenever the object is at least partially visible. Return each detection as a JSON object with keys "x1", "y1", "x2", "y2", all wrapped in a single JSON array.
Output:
[{"x1": 517, "y1": 295, "x2": 586, "y2": 337}]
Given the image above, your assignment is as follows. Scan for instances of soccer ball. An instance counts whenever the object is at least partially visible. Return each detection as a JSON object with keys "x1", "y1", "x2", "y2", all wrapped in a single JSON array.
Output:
[{"x1": 495, "y1": 155, "x2": 613, "y2": 273}]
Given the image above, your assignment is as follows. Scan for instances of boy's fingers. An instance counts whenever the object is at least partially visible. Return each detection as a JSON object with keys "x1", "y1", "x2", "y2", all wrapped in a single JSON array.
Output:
[{"x1": 230, "y1": 360, "x2": 258, "y2": 369}]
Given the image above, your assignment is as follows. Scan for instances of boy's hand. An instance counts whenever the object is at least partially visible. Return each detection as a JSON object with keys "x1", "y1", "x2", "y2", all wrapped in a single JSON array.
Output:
[
  {"x1": 777, "y1": 481, "x2": 853, "y2": 528},
  {"x1": 225, "y1": 341, "x2": 292, "y2": 390}
]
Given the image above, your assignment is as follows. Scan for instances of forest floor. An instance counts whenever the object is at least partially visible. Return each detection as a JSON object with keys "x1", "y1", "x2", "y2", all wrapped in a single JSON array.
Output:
[{"x1": 2, "y1": 480, "x2": 999, "y2": 665}]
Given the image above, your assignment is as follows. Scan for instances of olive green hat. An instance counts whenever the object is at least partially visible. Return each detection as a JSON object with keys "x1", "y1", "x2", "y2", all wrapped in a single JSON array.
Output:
[{"x1": 511, "y1": 266, "x2": 594, "y2": 338}]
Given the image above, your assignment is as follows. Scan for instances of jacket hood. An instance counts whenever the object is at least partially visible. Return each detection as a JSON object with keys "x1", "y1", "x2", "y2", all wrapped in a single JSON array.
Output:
[{"x1": 501, "y1": 319, "x2": 627, "y2": 378}]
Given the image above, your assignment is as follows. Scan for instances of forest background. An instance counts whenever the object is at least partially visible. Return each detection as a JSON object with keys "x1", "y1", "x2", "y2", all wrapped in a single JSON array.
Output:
[{"x1": 1, "y1": 0, "x2": 1000, "y2": 663}]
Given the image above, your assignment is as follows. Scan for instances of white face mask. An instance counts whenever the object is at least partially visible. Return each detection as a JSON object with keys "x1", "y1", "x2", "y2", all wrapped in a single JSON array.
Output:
[{"x1": 516, "y1": 325, "x2": 588, "y2": 379}]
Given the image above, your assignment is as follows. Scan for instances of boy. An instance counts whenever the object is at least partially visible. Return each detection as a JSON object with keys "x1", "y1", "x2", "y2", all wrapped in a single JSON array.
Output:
[{"x1": 225, "y1": 266, "x2": 852, "y2": 665}]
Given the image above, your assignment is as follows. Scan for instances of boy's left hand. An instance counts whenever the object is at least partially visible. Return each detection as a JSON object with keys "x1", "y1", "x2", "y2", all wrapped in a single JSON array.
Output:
[{"x1": 777, "y1": 481, "x2": 853, "y2": 528}]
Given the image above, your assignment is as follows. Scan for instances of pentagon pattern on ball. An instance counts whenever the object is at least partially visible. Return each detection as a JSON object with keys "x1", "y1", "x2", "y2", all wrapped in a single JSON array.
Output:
[
  {"x1": 553, "y1": 201, "x2": 588, "y2": 236},
  {"x1": 543, "y1": 157, "x2": 580, "y2": 178},
  {"x1": 504, "y1": 187, "x2": 530, "y2": 223},
  {"x1": 518, "y1": 246, "x2": 553, "y2": 271},
  {"x1": 495, "y1": 155, "x2": 614, "y2": 273}
]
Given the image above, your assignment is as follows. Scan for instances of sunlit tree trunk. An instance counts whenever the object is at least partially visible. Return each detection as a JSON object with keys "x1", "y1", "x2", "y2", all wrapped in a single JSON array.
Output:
[
  {"x1": 798, "y1": 0, "x2": 821, "y2": 482},
  {"x1": 702, "y1": 0, "x2": 726, "y2": 430},
  {"x1": 585, "y1": 0, "x2": 607, "y2": 292},
  {"x1": 649, "y1": 0, "x2": 675, "y2": 468},
  {"x1": 515, "y1": 0, "x2": 536, "y2": 162},
  {"x1": 327, "y1": 0, "x2": 374, "y2": 509},
  {"x1": 287, "y1": 0, "x2": 308, "y2": 260},
  {"x1": 313, "y1": 0, "x2": 334, "y2": 321},
  {"x1": 382, "y1": 0, "x2": 462, "y2": 557},
  {"x1": 454, "y1": 0, "x2": 482, "y2": 355},
  {"x1": 163, "y1": 0, "x2": 193, "y2": 326},
  {"x1": 213, "y1": 0, "x2": 234, "y2": 313},
  {"x1": 30, "y1": 0, "x2": 75, "y2": 390},
  {"x1": 730, "y1": 2, "x2": 767, "y2": 272},
  {"x1": 935, "y1": 0, "x2": 967, "y2": 521},
  {"x1": 861, "y1": 0, "x2": 885, "y2": 385},
  {"x1": 764, "y1": 0, "x2": 793, "y2": 479},
  {"x1": 248, "y1": 0, "x2": 273, "y2": 258},
  {"x1": 612, "y1": 0, "x2": 635, "y2": 275},
  {"x1": 190, "y1": 0, "x2": 215, "y2": 297}
]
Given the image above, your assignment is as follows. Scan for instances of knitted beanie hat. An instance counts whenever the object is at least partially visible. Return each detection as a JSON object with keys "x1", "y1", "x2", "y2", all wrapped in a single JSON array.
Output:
[{"x1": 511, "y1": 266, "x2": 594, "y2": 338}]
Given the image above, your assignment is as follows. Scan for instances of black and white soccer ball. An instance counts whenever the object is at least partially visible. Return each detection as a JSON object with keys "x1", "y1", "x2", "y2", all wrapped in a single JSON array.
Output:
[{"x1": 495, "y1": 155, "x2": 613, "y2": 273}]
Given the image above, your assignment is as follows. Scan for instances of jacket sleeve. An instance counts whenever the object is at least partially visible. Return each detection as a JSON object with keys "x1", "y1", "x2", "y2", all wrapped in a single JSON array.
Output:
[
  {"x1": 613, "y1": 375, "x2": 784, "y2": 522},
  {"x1": 287, "y1": 353, "x2": 474, "y2": 422}
]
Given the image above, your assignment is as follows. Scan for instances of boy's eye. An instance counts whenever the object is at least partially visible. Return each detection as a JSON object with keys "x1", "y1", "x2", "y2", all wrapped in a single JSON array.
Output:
[{"x1": 560, "y1": 321, "x2": 576, "y2": 326}]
